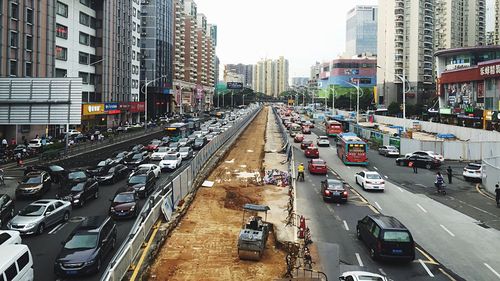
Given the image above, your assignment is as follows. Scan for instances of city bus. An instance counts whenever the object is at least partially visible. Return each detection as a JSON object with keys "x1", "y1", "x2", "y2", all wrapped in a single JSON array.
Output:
[
  {"x1": 336, "y1": 132, "x2": 368, "y2": 166},
  {"x1": 325, "y1": 120, "x2": 343, "y2": 138},
  {"x1": 186, "y1": 118, "x2": 201, "y2": 132},
  {"x1": 164, "y1": 122, "x2": 188, "y2": 142}
]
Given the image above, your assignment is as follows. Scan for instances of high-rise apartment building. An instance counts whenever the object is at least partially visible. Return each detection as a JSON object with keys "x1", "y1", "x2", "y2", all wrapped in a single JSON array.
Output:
[
  {"x1": 252, "y1": 57, "x2": 289, "y2": 97},
  {"x1": 173, "y1": 0, "x2": 216, "y2": 111},
  {"x1": 376, "y1": 0, "x2": 434, "y2": 106},
  {"x1": 1, "y1": 0, "x2": 56, "y2": 77},
  {"x1": 346, "y1": 5, "x2": 378, "y2": 56},
  {"x1": 224, "y1": 64, "x2": 253, "y2": 88},
  {"x1": 495, "y1": 0, "x2": 500, "y2": 44},
  {"x1": 140, "y1": 0, "x2": 174, "y2": 117},
  {"x1": 435, "y1": 0, "x2": 486, "y2": 50},
  {"x1": 291, "y1": 77, "x2": 309, "y2": 87}
]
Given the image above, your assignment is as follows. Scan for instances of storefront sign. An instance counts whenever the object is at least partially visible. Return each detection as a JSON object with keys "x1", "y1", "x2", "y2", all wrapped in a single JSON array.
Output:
[
  {"x1": 107, "y1": 110, "x2": 121, "y2": 115},
  {"x1": 130, "y1": 102, "x2": 145, "y2": 113},
  {"x1": 83, "y1": 104, "x2": 105, "y2": 115},
  {"x1": 105, "y1": 103, "x2": 118, "y2": 111},
  {"x1": 479, "y1": 63, "x2": 500, "y2": 77},
  {"x1": 439, "y1": 108, "x2": 452, "y2": 114},
  {"x1": 119, "y1": 102, "x2": 131, "y2": 110}
]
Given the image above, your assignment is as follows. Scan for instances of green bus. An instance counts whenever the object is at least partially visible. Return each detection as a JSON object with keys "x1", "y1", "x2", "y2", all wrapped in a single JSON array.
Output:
[{"x1": 164, "y1": 122, "x2": 188, "y2": 142}]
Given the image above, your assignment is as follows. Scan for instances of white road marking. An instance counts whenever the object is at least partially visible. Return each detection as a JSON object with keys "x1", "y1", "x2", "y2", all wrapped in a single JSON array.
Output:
[
  {"x1": 312, "y1": 183, "x2": 316, "y2": 187},
  {"x1": 327, "y1": 205, "x2": 335, "y2": 213},
  {"x1": 396, "y1": 186, "x2": 403, "y2": 192},
  {"x1": 355, "y1": 253, "x2": 364, "y2": 267},
  {"x1": 419, "y1": 259, "x2": 435, "y2": 277},
  {"x1": 440, "y1": 224, "x2": 455, "y2": 237},
  {"x1": 378, "y1": 268, "x2": 387, "y2": 276},
  {"x1": 343, "y1": 220, "x2": 349, "y2": 231},
  {"x1": 373, "y1": 166, "x2": 378, "y2": 170},
  {"x1": 417, "y1": 204, "x2": 428, "y2": 213},
  {"x1": 375, "y1": 201, "x2": 382, "y2": 210},
  {"x1": 347, "y1": 166, "x2": 351, "y2": 169},
  {"x1": 484, "y1": 263, "x2": 500, "y2": 279},
  {"x1": 415, "y1": 183, "x2": 427, "y2": 188},
  {"x1": 48, "y1": 223, "x2": 67, "y2": 235},
  {"x1": 384, "y1": 175, "x2": 389, "y2": 179}
]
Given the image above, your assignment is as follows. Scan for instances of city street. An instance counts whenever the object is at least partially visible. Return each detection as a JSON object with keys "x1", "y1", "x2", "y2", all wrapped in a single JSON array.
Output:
[
  {"x1": 1, "y1": 141, "x2": 194, "y2": 281},
  {"x1": 292, "y1": 124, "x2": 500, "y2": 281}
]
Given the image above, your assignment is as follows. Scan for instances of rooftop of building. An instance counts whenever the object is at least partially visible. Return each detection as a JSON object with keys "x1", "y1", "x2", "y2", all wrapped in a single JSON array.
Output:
[{"x1": 434, "y1": 45, "x2": 500, "y2": 57}]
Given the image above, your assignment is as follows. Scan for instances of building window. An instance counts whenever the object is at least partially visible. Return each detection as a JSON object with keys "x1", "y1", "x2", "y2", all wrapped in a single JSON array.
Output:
[
  {"x1": 25, "y1": 8, "x2": 33, "y2": 24},
  {"x1": 25, "y1": 62, "x2": 32, "y2": 77},
  {"x1": 56, "y1": 2, "x2": 68, "y2": 17},
  {"x1": 79, "y1": 32, "x2": 89, "y2": 45},
  {"x1": 55, "y1": 46, "x2": 67, "y2": 60},
  {"x1": 80, "y1": 0, "x2": 90, "y2": 7},
  {"x1": 79, "y1": 12, "x2": 90, "y2": 26},
  {"x1": 89, "y1": 36, "x2": 96, "y2": 47},
  {"x1": 89, "y1": 73, "x2": 96, "y2": 85},
  {"x1": 25, "y1": 35, "x2": 33, "y2": 51},
  {"x1": 56, "y1": 24, "x2": 68, "y2": 39},
  {"x1": 79, "y1": 72, "x2": 89, "y2": 84},
  {"x1": 9, "y1": 31, "x2": 18, "y2": 48},
  {"x1": 79, "y1": 52, "x2": 89, "y2": 64},
  {"x1": 55, "y1": 68, "x2": 67, "y2": 77},
  {"x1": 10, "y1": 3, "x2": 19, "y2": 20},
  {"x1": 9, "y1": 60, "x2": 17, "y2": 76}
]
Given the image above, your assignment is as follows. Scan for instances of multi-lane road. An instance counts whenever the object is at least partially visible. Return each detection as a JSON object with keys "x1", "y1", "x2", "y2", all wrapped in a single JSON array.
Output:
[
  {"x1": 291, "y1": 122, "x2": 500, "y2": 281},
  {"x1": 2, "y1": 143, "x2": 194, "y2": 281}
]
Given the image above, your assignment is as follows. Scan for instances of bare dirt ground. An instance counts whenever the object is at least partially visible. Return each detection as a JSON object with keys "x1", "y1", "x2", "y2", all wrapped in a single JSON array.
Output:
[{"x1": 149, "y1": 107, "x2": 286, "y2": 281}]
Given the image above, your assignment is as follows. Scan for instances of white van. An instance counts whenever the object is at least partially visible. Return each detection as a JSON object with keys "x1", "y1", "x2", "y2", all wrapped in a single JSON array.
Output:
[
  {"x1": 0, "y1": 231, "x2": 21, "y2": 247},
  {"x1": 0, "y1": 245, "x2": 34, "y2": 281}
]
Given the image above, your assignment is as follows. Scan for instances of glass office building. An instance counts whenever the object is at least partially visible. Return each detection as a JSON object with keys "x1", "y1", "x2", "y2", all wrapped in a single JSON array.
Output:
[{"x1": 346, "y1": 5, "x2": 378, "y2": 57}]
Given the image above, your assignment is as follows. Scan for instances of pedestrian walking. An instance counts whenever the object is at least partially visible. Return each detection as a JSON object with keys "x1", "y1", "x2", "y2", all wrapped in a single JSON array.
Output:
[
  {"x1": 495, "y1": 184, "x2": 500, "y2": 207},
  {"x1": 446, "y1": 166, "x2": 453, "y2": 184},
  {"x1": 10, "y1": 137, "x2": 16, "y2": 146},
  {"x1": 90, "y1": 134, "x2": 95, "y2": 142},
  {"x1": 410, "y1": 161, "x2": 418, "y2": 173},
  {"x1": 1, "y1": 138, "x2": 7, "y2": 148}
]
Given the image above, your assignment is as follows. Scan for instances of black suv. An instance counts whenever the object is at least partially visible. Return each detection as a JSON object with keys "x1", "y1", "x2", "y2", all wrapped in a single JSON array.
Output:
[
  {"x1": 65, "y1": 178, "x2": 99, "y2": 207},
  {"x1": 126, "y1": 170, "x2": 156, "y2": 198},
  {"x1": 356, "y1": 215, "x2": 415, "y2": 262},
  {"x1": 16, "y1": 171, "x2": 51, "y2": 199},
  {"x1": 54, "y1": 216, "x2": 117, "y2": 277}
]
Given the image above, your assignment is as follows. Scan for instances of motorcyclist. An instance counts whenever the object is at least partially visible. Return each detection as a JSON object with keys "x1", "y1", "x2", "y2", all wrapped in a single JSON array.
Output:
[
  {"x1": 297, "y1": 163, "x2": 305, "y2": 181},
  {"x1": 435, "y1": 172, "x2": 445, "y2": 193}
]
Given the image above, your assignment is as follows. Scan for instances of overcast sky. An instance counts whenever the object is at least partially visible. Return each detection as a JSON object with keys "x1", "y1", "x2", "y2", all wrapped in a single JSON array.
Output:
[{"x1": 194, "y1": 0, "x2": 378, "y2": 79}]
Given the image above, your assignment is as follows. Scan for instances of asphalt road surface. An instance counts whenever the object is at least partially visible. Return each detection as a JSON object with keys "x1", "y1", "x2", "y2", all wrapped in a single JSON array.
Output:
[
  {"x1": 288, "y1": 121, "x2": 500, "y2": 281},
  {"x1": 1, "y1": 144, "x2": 194, "y2": 281}
]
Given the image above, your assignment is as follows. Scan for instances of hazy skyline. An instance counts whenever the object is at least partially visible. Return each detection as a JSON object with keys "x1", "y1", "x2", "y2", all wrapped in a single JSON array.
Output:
[{"x1": 194, "y1": 0, "x2": 378, "y2": 79}]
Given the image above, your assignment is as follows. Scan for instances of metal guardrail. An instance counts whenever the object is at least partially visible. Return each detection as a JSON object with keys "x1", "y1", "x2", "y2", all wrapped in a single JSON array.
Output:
[{"x1": 100, "y1": 104, "x2": 262, "y2": 281}]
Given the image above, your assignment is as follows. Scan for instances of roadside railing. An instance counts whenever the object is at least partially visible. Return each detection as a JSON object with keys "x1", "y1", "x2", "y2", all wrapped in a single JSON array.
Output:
[{"x1": 100, "y1": 104, "x2": 262, "y2": 281}]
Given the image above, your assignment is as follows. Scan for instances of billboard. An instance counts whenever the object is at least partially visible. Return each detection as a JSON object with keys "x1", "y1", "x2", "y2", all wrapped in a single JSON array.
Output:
[
  {"x1": 227, "y1": 82, "x2": 243, "y2": 89},
  {"x1": 0, "y1": 78, "x2": 82, "y2": 125}
]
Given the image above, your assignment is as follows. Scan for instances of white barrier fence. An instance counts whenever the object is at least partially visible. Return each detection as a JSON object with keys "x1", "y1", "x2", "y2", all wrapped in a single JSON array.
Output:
[
  {"x1": 483, "y1": 156, "x2": 500, "y2": 194},
  {"x1": 100, "y1": 104, "x2": 262, "y2": 281}
]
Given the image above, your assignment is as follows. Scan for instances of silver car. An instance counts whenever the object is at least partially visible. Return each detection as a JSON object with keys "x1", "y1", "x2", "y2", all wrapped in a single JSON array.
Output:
[
  {"x1": 7, "y1": 199, "x2": 71, "y2": 235},
  {"x1": 179, "y1": 147, "x2": 194, "y2": 160},
  {"x1": 317, "y1": 136, "x2": 330, "y2": 147},
  {"x1": 378, "y1": 145, "x2": 400, "y2": 157}
]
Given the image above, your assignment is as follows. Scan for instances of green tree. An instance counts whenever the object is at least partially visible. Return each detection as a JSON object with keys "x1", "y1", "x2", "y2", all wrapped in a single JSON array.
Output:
[{"x1": 388, "y1": 102, "x2": 401, "y2": 116}]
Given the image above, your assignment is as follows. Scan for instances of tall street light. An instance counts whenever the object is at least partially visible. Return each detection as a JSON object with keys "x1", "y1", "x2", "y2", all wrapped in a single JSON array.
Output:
[
  {"x1": 142, "y1": 76, "x2": 167, "y2": 132},
  {"x1": 377, "y1": 65, "x2": 410, "y2": 129},
  {"x1": 344, "y1": 80, "x2": 361, "y2": 124}
]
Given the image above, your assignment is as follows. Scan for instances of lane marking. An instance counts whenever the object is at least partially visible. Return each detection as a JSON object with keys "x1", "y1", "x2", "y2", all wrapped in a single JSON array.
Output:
[
  {"x1": 484, "y1": 263, "x2": 500, "y2": 279},
  {"x1": 373, "y1": 166, "x2": 378, "y2": 170},
  {"x1": 48, "y1": 222, "x2": 67, "y2": 235},
  {"x1": 378, "y1": 268, "x2": 387, "y2": 276},
  {"x1": 397, "y1": 186, "x2": 403, "y2": 192},
  {"x1": 416, "y1": 247, "x2": 438, "y2": 265},
  {"x1": 417, "y1": 203, "x2": 428, "y2": 213},
  {"x1": 347, "y1": 166, "x2": 351, "y2": 169},
  {"x1": 312, "y1": 183, "x2": 316, "y2": 187},
  {"x1": 355, "y1": 253, "x2": 364, "y2": 267},
  {"x1": 415, "y1": 183, "x2": 427, "y2": 188},
  {"x1": 375, "y1": 201, "x2": 382, "y2": 210},
  {"x1": 440, "y1": 224, "x2": 455, "y2": 237},
  {"x1": 384, "y1": 175, "x2": 389, "y2": 179},
  {"x1": 327, "y1": 205, "x2": 335, "y2": 213},
  {"x1": 476, "y1": 184, "x2": 496, "y2": 201},
  {"x1": 343, "y1": 220, "x2": 350, "y2": 231},
  {"x1": 419, "y1": 259, "x2": 435, "y2": 277},
  {"x1": 438, "y1": 268, "x2": 457, "y2": 281}
]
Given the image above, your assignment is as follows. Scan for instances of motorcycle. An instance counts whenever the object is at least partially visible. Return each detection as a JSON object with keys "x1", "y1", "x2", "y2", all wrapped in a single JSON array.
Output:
[{"x1": 434, "y1": 182, "x2": 446, "y2": 195}]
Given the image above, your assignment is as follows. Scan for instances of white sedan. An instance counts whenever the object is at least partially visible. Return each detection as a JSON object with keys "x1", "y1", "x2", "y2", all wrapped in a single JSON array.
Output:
[
  {"x1": 340, "y1": 271, "x2": 388, "y2": 281},
  {"x1": 159, "y1": 153, "x2": 182, "y2": 171},
  {"x1": 316, "y1": 136, "x2": 330, "y2": 147},
  {"x1": 405, "y1": 150, "x2": 444, "y2": 162},
  {"x1": 150, "y1": 147, "x2": 171, "y2": 161},
  {"x1": 355, "y1": 171, "x2": 385, "y2": 191},
  {"x1": 137, "y1": 164, "x2": 161, "y2": 178},
  {"x1": 0, "y1": 230, "x2": 22, "y2": 246}
]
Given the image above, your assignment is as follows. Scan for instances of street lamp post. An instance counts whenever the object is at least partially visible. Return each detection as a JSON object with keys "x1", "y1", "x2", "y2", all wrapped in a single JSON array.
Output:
[
  {"x1": 345, "y1": 80, "x2": 361, "y2": 124},
  {"x1": 331, "y1": 84, "x2": 336, "y2": 114}
]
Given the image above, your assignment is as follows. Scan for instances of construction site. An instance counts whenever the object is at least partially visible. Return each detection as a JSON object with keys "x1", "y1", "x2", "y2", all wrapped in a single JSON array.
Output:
[{"x1": 148, "y1": 106, "x2": 296, "y2": 280}]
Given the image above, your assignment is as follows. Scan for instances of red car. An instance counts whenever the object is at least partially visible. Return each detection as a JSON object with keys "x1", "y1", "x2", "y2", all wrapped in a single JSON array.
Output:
[
  {"x1": 305, "y1": 146, "x2": 319, "y2": 158},
  {"x1": 301, "y1": 140, "x2": 313, "y2": 150},
  {"x1": 302, "y1": 125, "x2": 311, "y2": 134},
  {"x1": 308, "y1": 158, "x2": 327, "y2": 174},
  {"x1": 145, "y1": 140, "x2": 162, "y2": 152},
  {"x1": 294, "y1": 134, "x2": 304, "y2": 143}
]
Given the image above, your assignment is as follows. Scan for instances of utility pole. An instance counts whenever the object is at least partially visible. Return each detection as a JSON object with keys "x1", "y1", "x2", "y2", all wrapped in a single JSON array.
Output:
[
  {"x1": 144, "y1": 77, "x2": 148, "y2": 133},
  {"x1": 331, "y1": 84, "x2": 335, "y2": 114}
]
